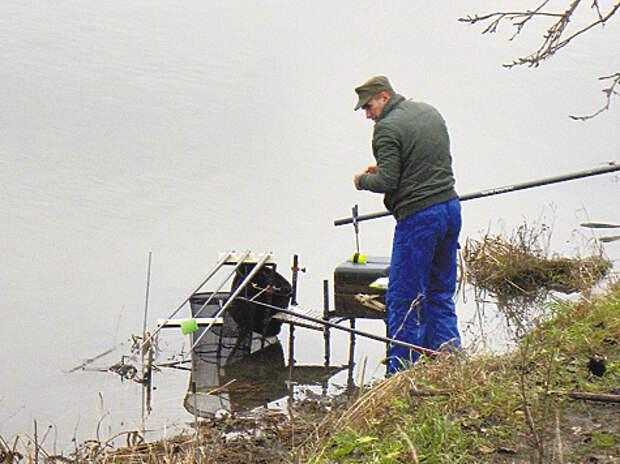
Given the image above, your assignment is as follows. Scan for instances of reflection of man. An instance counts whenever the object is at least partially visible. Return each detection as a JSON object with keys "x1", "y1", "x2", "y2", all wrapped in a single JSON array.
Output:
[{"x1": 353, "y1": 75, "x2": 462, "y2": 374}]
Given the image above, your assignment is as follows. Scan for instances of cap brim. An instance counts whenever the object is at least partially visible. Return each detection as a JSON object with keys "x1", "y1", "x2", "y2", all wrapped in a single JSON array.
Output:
[{"x1": 354, "y1": 95, "x2": 371, "y2": 111}]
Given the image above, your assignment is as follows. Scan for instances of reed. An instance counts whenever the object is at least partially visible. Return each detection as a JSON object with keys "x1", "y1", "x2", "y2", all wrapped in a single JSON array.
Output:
[{"x1": 464, "y1": 223, "x2": 611, "y2": 304}]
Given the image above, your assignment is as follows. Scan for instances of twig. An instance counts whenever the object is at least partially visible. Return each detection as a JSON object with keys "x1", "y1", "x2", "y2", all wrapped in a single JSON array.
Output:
[
  {"x1": 460, "y1": 1, "x2": 620, "y2": 118},
  {"x1": 519, "y1": 2, "x2": 620, "y2": 67},
  {"x1": 570, "y1": 72, "x2": 620, "y2": 120},
  {"x1": 203, "y1": 378, "x2": 237, "y2": 396},
  {"x1": 392, "y1": 293, "x2": 424, "y2": 340},
  {"x1": 461, "y1": 1, "x2": 620, "y2": 68},
  {"x1": 549, "y1": 390, "x2": 620, "y2": 402}
]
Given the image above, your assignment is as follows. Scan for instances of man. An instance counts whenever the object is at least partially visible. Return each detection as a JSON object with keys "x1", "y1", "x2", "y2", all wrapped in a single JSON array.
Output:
[{"x1": 352, "y1": 75, "x2": 462, "y2": 374}]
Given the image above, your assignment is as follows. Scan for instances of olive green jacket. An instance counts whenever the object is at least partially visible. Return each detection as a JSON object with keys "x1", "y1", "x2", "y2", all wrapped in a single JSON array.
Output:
[{"x1": 357, "y1": 94, "x2": 457, "y2": 221}]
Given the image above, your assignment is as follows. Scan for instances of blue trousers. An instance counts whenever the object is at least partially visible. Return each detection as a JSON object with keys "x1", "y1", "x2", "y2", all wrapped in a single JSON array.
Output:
[{"x1": 386, "y1": 198, "x2": 462, "y2": 374}]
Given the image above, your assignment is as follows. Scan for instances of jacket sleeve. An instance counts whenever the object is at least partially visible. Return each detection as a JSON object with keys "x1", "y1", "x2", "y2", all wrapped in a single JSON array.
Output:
[{"x1": 358, "y1": 126, "x2": 401, "y2": 193}]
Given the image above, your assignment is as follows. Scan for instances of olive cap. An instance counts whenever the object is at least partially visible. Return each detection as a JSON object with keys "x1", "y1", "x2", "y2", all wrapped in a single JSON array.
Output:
[{"x1": 353, "y1": 75, "x2": 394, "y2": 110}]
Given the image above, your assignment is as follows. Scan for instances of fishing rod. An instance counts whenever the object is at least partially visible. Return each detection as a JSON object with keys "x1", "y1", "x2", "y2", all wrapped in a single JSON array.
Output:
[
  {"x1": 334, "y1": 162, "x2": 619, "y2": 227},
  {"x1": 237, "y1": 297, "x2": 440, "y2": 356}
]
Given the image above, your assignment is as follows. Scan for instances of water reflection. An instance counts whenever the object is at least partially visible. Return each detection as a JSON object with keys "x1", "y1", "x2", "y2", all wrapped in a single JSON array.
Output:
[{"x1": 184, "y1": 291, "x2": 345, "y2": 417}]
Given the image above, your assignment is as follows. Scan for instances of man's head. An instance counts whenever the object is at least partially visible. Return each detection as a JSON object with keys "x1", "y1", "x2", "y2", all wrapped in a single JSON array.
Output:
[{"x1": 354, "y1": 75, "x2": 394, "y2": 121}]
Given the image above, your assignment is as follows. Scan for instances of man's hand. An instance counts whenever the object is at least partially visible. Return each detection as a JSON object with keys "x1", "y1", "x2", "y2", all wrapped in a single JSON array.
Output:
[
  {"x1": 354, "y1": 165, "x2": 377, "y2": 190},
  {"x1": 353, "y1": 173, "x2": 363, "y2": 190}
]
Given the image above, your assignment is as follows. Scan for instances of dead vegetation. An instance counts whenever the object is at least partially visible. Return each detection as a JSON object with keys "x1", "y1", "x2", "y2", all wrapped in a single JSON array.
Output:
[
  {"x1": 0, "y1": 399, "x2": 334, "y2": 464},
  {"x1": 463, "y1": 223, "x2": 611, "y2": 304}
]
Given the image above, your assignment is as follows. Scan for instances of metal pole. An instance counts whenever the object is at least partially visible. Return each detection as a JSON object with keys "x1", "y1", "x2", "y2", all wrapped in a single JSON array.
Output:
[
  {"x1": 322, "y1": 280, "x2": 330, "y2": 367},
  {"x1": 191, "y1": 253, "x2": 271, "y2": 350},
  {"x1": 352, "y1": 204, "x2": 360, "y2": 253},
  {"x1": 322, "y1": 279, "x2": 331, "y2": 396},
  {"x1": 142, "y1": 250, "x2": 234, "y2": 348},
  {"x1": 237, "y1": 297, "x2": 439, "y2": 356},
  {"x1": 141, "y1": 251, "x2": 152, "y2": 426},
  {"x1": 291, "y1": 254, "x2": 300, "y2": 305},
  {"x1": 192, "y1": 250, "x2": 251, "y2": 319},
  {"x1": 347, "y1": 319, "x2": 356, "y2": 390},
  {"x1": 334, "y1": 163, "x2": 620, "y2": 226},
  {"x1": 288, "y1": 255, "x2": 299, "y2": 390},
  {"x1": 145, "y1": 338, "x2": 153, "y2": 414},
  {"x1": 288, "y1": 323, "x2": 295, "y2": 380},
  {"x1": 287, "y1": 254, "x2": 297, "y2": 404},
  {"x1": 142, "y1": 252, "x2": 152, "y2": 344}
]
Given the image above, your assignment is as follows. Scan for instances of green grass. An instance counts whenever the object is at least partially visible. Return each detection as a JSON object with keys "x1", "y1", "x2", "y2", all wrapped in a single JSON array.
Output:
[
  {"x1": 301, "y1": 282, "x2": 620, "y2": 463},
  {"x1": 319, "y1": 409, "x2": 482, "y2": 464}
]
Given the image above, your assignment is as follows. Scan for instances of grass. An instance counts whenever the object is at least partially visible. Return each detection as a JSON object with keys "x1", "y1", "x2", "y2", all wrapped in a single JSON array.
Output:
[{"x1": 297, "y1": 280, "x2": 620, "y2": 463}]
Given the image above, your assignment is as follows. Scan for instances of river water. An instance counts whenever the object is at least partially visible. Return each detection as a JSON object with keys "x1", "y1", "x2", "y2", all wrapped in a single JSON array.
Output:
[{"x1": 1, "y1": 0, "x2": 618, "y2": 452}]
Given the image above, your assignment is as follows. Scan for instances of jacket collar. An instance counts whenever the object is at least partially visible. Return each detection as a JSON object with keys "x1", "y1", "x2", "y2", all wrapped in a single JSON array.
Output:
[{"x1": 377, "y1": 94, "x2": 405, "y2": 122}]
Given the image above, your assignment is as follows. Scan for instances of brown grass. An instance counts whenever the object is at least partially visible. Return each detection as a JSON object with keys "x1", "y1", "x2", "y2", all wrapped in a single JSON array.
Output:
[
  {"x1": 464, "y1": 226, "x2": 611, "y2": 303},
  {"x1": 1, "y1": 402, "x2": 328, "y2": 464}
]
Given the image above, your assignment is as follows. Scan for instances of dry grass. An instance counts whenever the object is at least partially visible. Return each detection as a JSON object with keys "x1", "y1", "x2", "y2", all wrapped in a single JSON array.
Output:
[
  {"x1": 1, "y1": 401, "x2": 329, "y2": 464},
  {"x1": 463, "y1": 224, "x2": 611, "y2": 303},
  {"x1": 294, "y1": 351, "x2": 521, "y2": 463}
]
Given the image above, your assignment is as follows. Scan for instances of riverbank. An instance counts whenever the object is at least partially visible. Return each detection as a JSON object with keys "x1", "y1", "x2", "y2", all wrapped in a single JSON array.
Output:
[
  {"x1": 3, "y1": 282, "x2": 618, "y2": 464},
  {"x1": 298, "y1": 281, "x2": 619, "y2": 463}
]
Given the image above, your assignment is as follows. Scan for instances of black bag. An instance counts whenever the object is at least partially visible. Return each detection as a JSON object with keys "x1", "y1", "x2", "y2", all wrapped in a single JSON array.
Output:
[{"x1": 229, "y1": 264, "x2": 291, "y2": 337}]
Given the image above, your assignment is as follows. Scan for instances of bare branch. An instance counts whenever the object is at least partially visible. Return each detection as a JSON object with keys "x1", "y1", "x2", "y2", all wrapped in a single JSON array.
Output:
[
  {"x1": 569, "y1": 72, "x2": 620, "y2": 120},
  {"x1": 459, "y1": 1, "x2": 620, "y2": 66},
  {"x1": 459, "y1": 9, "x2": 563, "y2": 35},
  {"x1": 511, "y1": 1, "x2": 554, "y2": 40},
  {"x1": 460, "y1": 1, "x2": 620, "y2": 119},
  {"x1": 504, "y1": 2, "x2": 620, "y2": 68}
]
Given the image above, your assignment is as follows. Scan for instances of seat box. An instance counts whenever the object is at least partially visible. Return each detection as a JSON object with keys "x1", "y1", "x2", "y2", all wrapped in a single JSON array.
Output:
[{"x1": 332, "y1": 256, "x2": 390, "y2": 319}]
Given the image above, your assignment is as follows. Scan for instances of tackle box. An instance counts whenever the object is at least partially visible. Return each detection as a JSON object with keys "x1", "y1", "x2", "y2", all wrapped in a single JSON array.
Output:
[{"x1": 332, "y1": 256, "x2": 390, "y2": 319}]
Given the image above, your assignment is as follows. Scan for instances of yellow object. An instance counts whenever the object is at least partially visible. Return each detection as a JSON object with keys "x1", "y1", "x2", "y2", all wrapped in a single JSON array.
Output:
[{"x1": 351, "y1": 253, "x2": 367, "y2": 264}]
